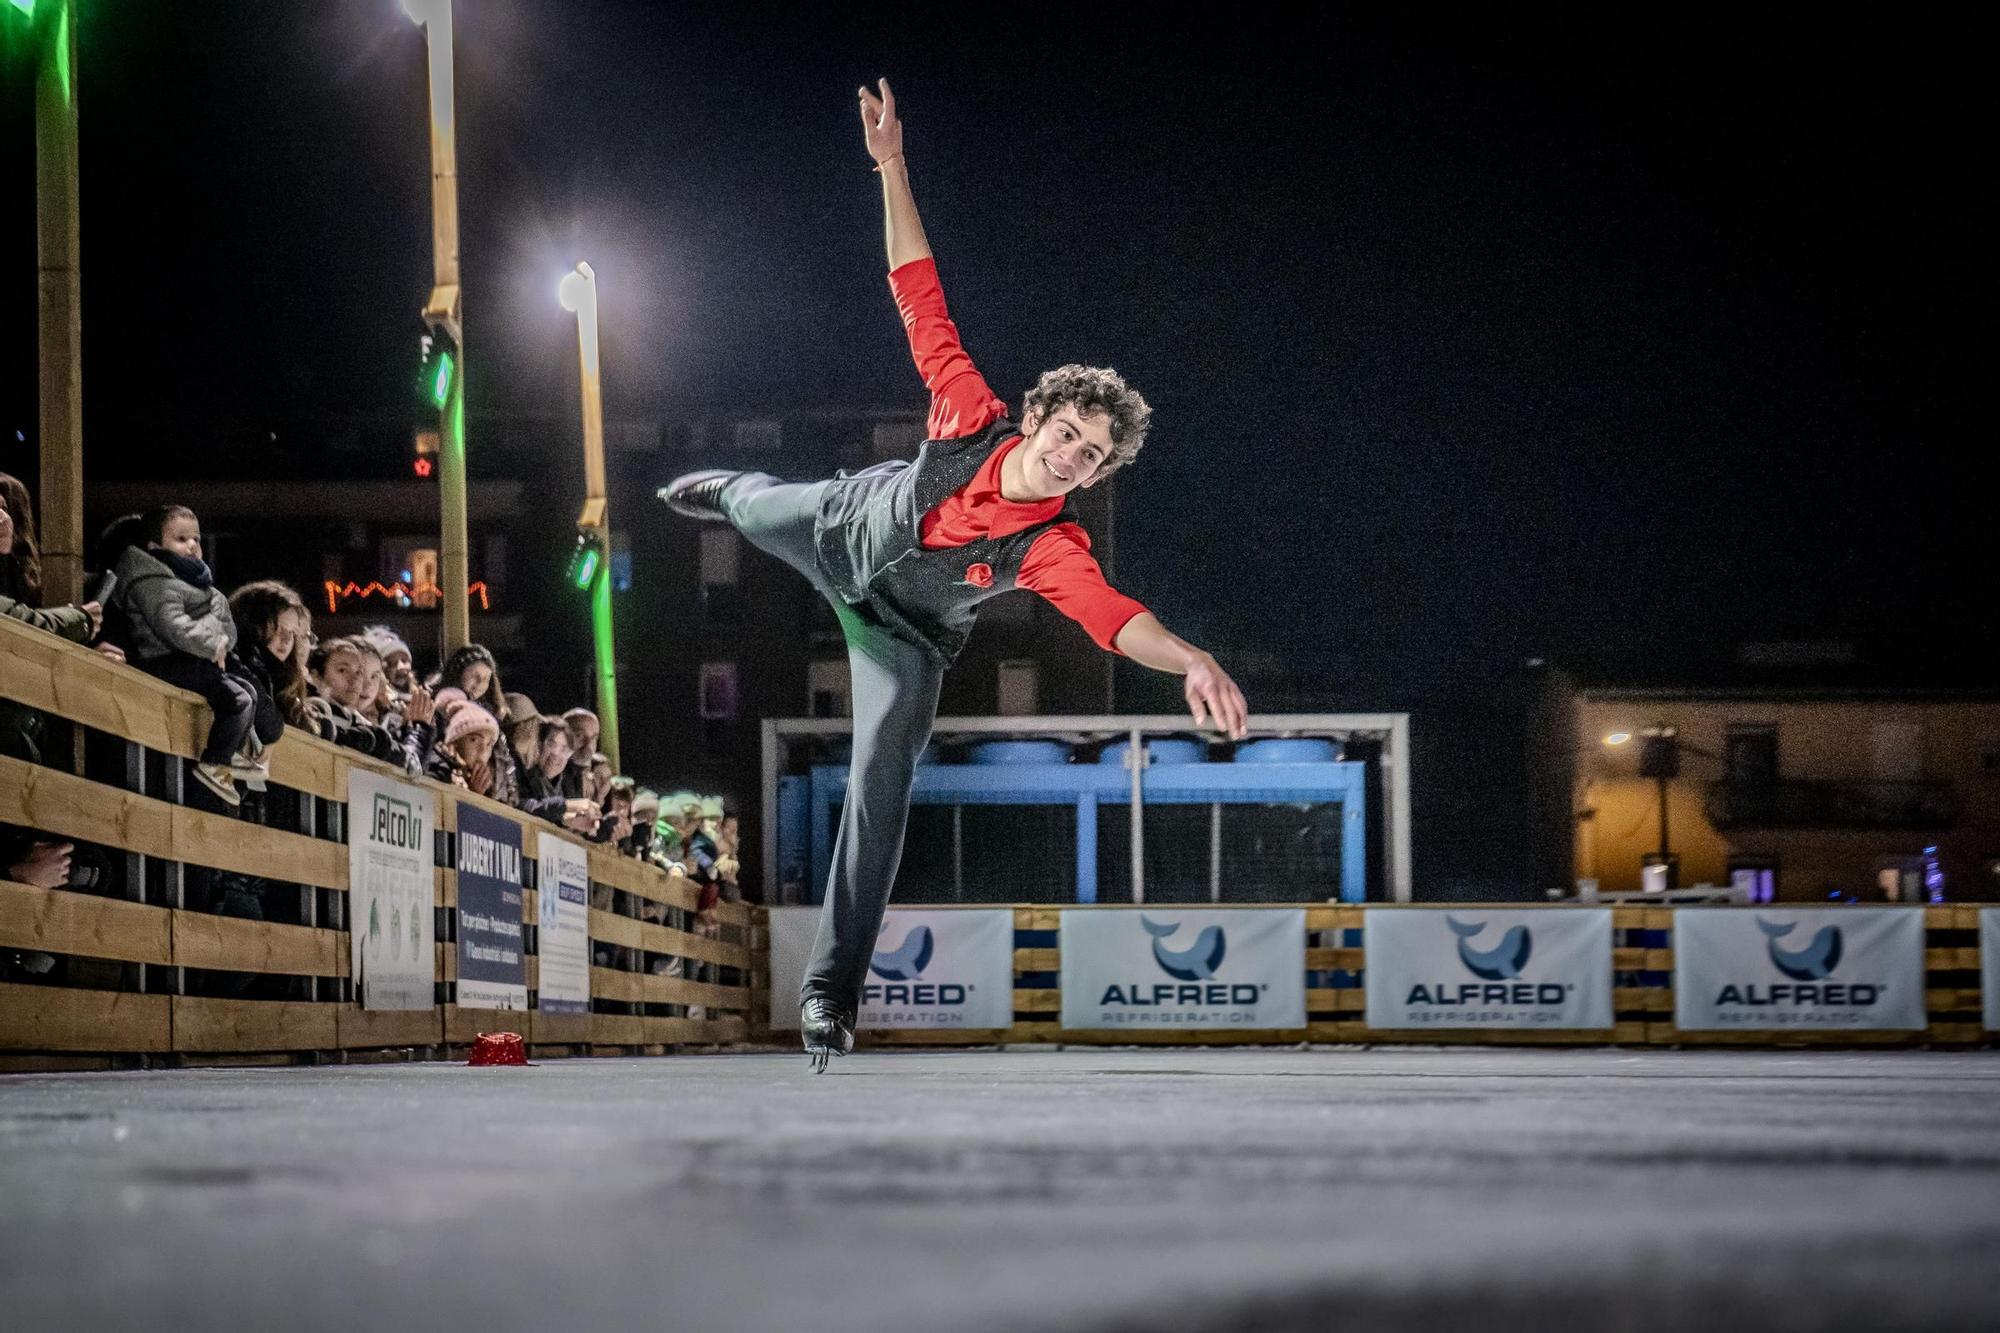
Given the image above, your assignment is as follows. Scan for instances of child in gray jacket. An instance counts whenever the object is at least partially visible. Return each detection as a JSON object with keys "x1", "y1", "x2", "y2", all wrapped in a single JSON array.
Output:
[{"x1": 112, "y1": 505, "x2": 279, "y2": 806}]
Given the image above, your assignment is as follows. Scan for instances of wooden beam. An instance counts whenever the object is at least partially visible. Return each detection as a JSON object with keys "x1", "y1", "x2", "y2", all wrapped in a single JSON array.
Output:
[
  {"x1": 0, "y1": 879, "x2": 171, "y2": 964},
  {"x1": 0, "y1": 982, "x2": 170, "y2": 1051}
]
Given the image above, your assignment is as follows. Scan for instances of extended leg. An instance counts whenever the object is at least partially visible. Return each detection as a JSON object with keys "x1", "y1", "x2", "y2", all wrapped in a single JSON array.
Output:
[{"x1": 801, "y1": 612, "x2": 944, "y2": 1023}]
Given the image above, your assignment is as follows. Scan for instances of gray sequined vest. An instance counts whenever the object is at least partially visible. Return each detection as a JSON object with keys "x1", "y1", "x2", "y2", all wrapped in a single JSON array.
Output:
[{"x1": 813, "y1": 418, "x2": 1077, "y2": 666}]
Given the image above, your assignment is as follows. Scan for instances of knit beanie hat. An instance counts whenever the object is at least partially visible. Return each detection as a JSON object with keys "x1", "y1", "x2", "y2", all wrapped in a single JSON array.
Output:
[
  {"x1": 444, "y1": 702, "x2": 498, "y2": 747},
  {"x1": 361, "y1": 624, "x2": 412, "y2": 662}
]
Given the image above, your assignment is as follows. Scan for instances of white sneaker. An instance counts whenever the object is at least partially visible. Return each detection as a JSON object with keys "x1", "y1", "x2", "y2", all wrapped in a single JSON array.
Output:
[
  {"x1": 193, "y1": 762, "x2": 242, "y2": 807},
  {"x1": 231, "y1": 751, "x2": 270, "y2": 792}
]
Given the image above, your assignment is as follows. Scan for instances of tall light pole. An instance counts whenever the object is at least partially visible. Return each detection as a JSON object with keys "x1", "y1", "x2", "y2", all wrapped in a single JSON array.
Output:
[
  {"x1": 404, "y1": 0, "x2": 470, "y2": 654},
  {"x1": 559, "y1": 262, "x2": 620, "y2": 770},
  {"x1": 26, "y1": 0, "x2": 83, "y2": 604}
]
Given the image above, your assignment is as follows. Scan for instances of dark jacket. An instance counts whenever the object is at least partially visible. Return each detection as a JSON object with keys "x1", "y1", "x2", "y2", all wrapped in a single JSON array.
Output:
[
  {"x1": 110, "y1": 545, "x2": 235, "y2": 663},
  {"x1": 0, "y1": 591, "x2": 91, "y2": 643},
  {"x1": 813, "y1": 417, "x2": 1076, "y2": 665},
  {"x1": 516, "y1": 762, "x2": 572, "y2": 825}
]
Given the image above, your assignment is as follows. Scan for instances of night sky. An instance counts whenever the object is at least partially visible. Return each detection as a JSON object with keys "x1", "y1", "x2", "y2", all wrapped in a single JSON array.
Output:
[{"x1": 3, "y1": 3, "x2": 1990, "y2": 700}]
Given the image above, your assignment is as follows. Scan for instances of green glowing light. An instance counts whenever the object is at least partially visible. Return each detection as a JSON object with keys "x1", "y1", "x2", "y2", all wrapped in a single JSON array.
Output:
[
  {"x1": 7, "y1": 1, "x2": 36, "y2": 21},
  {"x1": 427, "y1": 348, "x2": 454, "y2": 409},
  {"x1": 570, "y1": 545, "x2": 599, "y2": 590}
]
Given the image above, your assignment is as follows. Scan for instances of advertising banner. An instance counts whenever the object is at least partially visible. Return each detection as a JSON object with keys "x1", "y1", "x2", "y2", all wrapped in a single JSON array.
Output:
[
  {"x1": 1673, "y1": 907, "x2": 1925, "y2": 1031},
  {"x1": 1060, "y1": 908, "x2": 1305, "y2": 1030},
  {"x1": 454, "y1": 804, "x2": 527, "y2": 1011},
  {"x1": 346, "y1": 768, "x2": 436, "y2": 1011},
  {"x1": 766, "y1": 907, "x2": 1015, "y2": 1030},
  {"x1": 1364, "y1": 908, "x2": 1613, "y2": 1030},
  {"x1": 1982, "y1": 909, "x2": 2000, "y2": 1031},
  {"x1": 535, "y1": 835, "x2": 591, "y2": 1014}
]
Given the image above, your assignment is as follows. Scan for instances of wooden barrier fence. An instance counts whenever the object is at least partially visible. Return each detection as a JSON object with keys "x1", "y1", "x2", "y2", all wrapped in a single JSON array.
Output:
[
  {"x1": 0, "y1": 615, "x2": 765, "y2": 1071},
  {"x1": 848, "y1": 902, "x2": 1988, "y2": 1050}
]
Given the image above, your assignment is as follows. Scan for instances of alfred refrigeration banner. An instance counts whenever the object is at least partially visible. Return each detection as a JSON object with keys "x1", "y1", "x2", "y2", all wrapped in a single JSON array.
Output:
[
  {"x1": 346, "y1": 768, "x2": 436, "y2": 1011},
  {"x1": 1982, "y1": 909, "x2": 2000, "y2": 1031},
  {"x1": 1674, "y1": 907, "x2": 1926, "y2": 1031},
  {"x1": 765, "y1": 907, "x2": 1016, "y2": 1030},
  {"x1": 1364, "y1": 908, "x2": 1613, "y2": 1030},
  {"x1": 1060, "y1": 908, "x2": 1306, "y2": 1030},
  {"x1": 535, "y1": 835, "x2": 591, "y2": 1014},
  {"x1": 454, "y1": 804, "x2": 527, "y2": 1011}
]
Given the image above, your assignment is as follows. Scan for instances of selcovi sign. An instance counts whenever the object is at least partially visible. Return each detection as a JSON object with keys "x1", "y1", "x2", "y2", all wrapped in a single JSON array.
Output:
[{"x1": 1672, "y1": 907, "x2": 1926, "y2": 1031}]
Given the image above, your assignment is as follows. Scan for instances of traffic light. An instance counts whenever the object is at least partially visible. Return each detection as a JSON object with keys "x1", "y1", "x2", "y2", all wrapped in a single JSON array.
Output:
[
  {"x1": 412, "y1": 429, "x2": 438, "y2": 479},
  {"x1": 417, "y1": 328, "x2": 456, "y2": 411},
  {"x1": 566, "y1": 530, "x2": 604, "y2": 591}
]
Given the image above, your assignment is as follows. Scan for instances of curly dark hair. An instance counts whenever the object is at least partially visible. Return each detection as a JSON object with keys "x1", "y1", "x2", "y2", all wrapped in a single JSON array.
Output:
[{"x1": 1019, "y1": 364, "x2": 1152, "y2": 478}]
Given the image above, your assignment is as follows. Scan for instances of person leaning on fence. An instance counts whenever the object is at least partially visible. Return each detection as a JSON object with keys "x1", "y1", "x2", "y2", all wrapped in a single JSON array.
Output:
[
  {"x1": 361, "y1": 624, "x2": 416, "y2": 711},
  {"x1": 307, "y1": 635, "x2": 432, "y2": 777},
  {"x1": 1, "y1": 473, "x2": 122, "y2": 768},
  {"x1": 562, "y1": 708, "x2": 600, "y2": 798},
  {"x1": 110, "y1": 505, "x2": 281, "y2": 808},
  {"x1": 516, "y1": 715, "x2": 600, "y2": 835},
  {"x1": 428, "y1": 700, "x2": 500, "y2": 797}
]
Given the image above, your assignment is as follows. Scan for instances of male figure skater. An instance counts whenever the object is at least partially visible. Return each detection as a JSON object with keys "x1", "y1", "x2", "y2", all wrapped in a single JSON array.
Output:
[{"x1": 661, "y1": 80, "x2": 1249, "y2": 1070}]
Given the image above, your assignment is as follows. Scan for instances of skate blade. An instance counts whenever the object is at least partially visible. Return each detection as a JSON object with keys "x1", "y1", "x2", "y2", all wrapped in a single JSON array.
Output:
[{"x1": 807, "y1": 1049, "x2": 831, "y2": 1074}]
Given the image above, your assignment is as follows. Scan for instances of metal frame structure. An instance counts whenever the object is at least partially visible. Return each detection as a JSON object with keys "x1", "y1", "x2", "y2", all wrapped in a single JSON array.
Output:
[{"x1": 761, "y1": 714, "x2": 1413, "y2": 905}]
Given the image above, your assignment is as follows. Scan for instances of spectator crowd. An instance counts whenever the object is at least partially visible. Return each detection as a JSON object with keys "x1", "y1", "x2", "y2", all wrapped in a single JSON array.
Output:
[{"x1": 3, "y1": 480, "x2": 742, "y2": 992}]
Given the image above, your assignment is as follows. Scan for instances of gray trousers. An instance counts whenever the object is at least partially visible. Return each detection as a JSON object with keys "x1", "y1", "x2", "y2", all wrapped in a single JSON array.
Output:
[{"x1": 721, "y1": 474, "x2": 945, "y2": 1017}]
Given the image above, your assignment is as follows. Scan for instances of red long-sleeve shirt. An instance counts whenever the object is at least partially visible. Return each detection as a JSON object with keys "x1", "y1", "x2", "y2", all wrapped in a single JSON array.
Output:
[{"x1": 889, "y1": 257, "x2": 1149, "y2": 653}]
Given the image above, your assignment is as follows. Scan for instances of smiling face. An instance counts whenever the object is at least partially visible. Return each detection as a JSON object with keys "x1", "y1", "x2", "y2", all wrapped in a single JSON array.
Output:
[
  {"x1": 382, "y1": 650, "x2": 413, "y2": 689},
  {"x1": 1013, "y1": 405, "x2": 1115, "y2": 501}
]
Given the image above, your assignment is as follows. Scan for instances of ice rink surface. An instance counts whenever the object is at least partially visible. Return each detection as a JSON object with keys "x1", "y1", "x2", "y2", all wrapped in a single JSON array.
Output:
[{"x1": 4, "y1": 1047, "x2": 1998, "y2": 1332}]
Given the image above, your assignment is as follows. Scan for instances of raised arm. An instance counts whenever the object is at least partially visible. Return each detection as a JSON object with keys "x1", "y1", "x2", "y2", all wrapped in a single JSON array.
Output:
[{"x1": 859, "y1": 79, "x2": 930, "y2": 271}]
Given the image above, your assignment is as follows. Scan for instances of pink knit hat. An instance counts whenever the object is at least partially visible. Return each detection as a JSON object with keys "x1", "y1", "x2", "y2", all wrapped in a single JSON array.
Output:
[{"x1": 443, "y1": 704, "x2": 499, "y2": 747}]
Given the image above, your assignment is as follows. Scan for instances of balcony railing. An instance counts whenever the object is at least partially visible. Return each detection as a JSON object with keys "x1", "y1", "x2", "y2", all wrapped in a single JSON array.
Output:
[{"x1": 1704, "y1": 779, "x2": 1958, "y2": 831}]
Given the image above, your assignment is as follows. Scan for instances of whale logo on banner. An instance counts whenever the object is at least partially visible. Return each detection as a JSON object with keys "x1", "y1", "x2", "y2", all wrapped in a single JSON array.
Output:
[
  {"x1": 1142, "y1": 916, "x2": 1228, "y2": 981},
  {"x1": 869, "y1": 924, "x2": 936, "y2": 981},
  {"x1": 1673, "y1": 907, "x2": 1924, "y2": 1031},
  {"x1": 1060, "y1": 908, "x2": 1304, "y2": 1030},
  {"x1": 1447, "y1": 916, "x2": 1533, "y2": 980},
  {"x1": 765, "y1": 908, "x2": 1016, "y2": 1031},
  {"x1": 1364, "y1": 908, "x2": 1612, "y2": 1030},
  {"x1": 1756, "y1": 917, "x2": 1842, "y2": 981}
]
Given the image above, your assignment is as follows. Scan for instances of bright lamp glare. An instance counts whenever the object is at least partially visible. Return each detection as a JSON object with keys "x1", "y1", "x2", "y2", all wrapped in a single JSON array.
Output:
[
  {"x1": 1604, "y1": 732, "x2": 1631, "y2": 746},
  {"x1": 558, "y1": 273, "x2": 587, "y2": 313},
  {"x1": 402, "y1": 0, "x2": 448, "y2": 25},
  {"x1": 8, "y1": 0, "x2": 36, "y2": 20}
]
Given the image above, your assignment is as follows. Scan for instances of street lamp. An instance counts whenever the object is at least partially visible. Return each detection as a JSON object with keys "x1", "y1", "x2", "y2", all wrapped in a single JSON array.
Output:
[
  {"x1": 559, "y1": 262, "x2": 620, "y2": 770},
  {"x1": 404, "y1": 0, "x2": 471, "y2": 655}
]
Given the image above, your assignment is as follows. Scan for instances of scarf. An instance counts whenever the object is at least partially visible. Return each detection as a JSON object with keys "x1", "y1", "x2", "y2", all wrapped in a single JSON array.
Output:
[{"x1": 154, "y1": 547, "x2": 214, "y2": 590}]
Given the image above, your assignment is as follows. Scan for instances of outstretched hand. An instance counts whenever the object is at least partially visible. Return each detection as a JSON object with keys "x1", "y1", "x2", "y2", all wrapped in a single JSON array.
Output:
[
  {"x1": 857, "y1": 78, "x2": 903, "y2": 165},
  {"x1": 1183, "y1": 653, "x2": 1250, "y2": 740}
]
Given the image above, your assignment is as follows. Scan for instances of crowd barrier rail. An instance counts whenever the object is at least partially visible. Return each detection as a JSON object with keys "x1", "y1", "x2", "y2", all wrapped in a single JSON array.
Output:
[
  {"x1": 844, "y1": 902, "x2": 1987, "y2": 1050},
  {"x1": 0, "y1": 615, "x2": 767, "y2": 1071}
]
